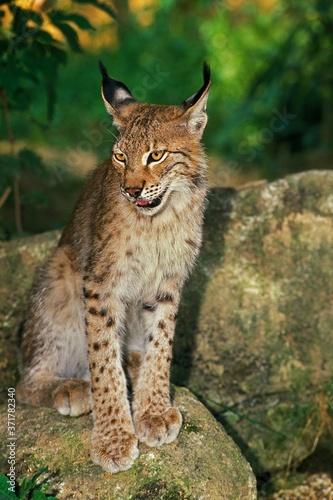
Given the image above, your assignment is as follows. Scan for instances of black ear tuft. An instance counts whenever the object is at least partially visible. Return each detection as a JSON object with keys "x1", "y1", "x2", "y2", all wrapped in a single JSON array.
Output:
[
  {"x1": 99, "y1": 61, "x2": 109, "y2": 83},
  {"x1": 203, "y1": 62, "x2": 211, "y2": 88},
  {"x1": 183, "y1": 62, "x2": 211, "y2": 110},
  {"x1": 181, "y1": 63, "x2": 211, "y2": 137},
  {"x1": 99, "y1": 61, "x2": 135, "y2": 113}
]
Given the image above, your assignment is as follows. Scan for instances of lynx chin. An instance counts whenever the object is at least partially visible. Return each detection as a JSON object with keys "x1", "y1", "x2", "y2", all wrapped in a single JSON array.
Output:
[{"x1": 17, "y1": 62, "x2": 211, "y2": 473}]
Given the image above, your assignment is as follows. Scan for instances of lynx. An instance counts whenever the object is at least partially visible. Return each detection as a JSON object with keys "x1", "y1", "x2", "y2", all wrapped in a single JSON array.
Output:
[{"x1": 17, "y1": 62, "x2": 211, "y2": 472}]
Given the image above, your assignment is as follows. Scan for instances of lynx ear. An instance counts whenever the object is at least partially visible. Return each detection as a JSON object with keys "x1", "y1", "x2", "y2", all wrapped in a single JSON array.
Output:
[
  {"x1": 182, "y1": 63, "x2": 211, "y2": 137},
  {"x1": 99, "y1": 61, "x2": 136, "y2": 128}
]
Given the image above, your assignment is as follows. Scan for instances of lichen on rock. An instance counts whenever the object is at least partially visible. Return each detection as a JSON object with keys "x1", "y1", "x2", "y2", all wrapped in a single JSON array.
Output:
[
  {"x1": 174, "y1": 170, "x2": 333, "y2": 475},
  {"x1": 0, "y1": 387, "x2": 256, "y2": 499}
]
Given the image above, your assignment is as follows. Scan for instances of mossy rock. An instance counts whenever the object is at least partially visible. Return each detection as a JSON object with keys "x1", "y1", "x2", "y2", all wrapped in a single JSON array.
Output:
[
  {"x1": 174, "y1": 170, "x2": 333, "y2": 474},
  {"x1": 0, "y1": 387, "x2": 256, "y2": 499},
  {"x1": 1, "y1": 169, "x2": 332, "y2": 481}
]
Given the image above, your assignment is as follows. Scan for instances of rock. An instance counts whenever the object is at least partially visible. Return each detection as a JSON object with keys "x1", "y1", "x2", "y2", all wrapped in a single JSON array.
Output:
[
  {"x1": 0, "y1": 386, "x2": 256, "y2": 499},
  {"x1": 262, "y1": 473, "x2": 333, "y2": 500},
  {"x1": 0, "y1": 232, "x2": 255, "y2": 497},
  {"x1": 1, "y1": 169, "x2": 332, "y2": 482},
  {"x1": 174, "y1": 169, "x2": 333, "y2": 475},
  {"x1": 0, "y1": 231, "x2": 59, "y2": 396}
]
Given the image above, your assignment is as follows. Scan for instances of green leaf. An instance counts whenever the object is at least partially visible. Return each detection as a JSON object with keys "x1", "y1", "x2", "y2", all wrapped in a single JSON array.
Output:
[
  {"x1": 49, "y1": 11, "x2": 95, "y2": 30},
  {"x1": 35, "y1": 29, "x2": 54, "y2": 44},
  {"x1": 19, "y1": 467, "x2": 49, "y2": 496},
  {"x1": 0, "y1": 473, "x2": 17, "y2": 499},
  {"x1": 18, "y1": 477, "x2": 30, "y2": 495},
  {"x1": 32, "y1": 490, "x2": 48, "y2": 500},
  {"x1": 93, "y1": 0, "x2": 117, "y2": 19},
  {"x1": 31, "y1": 11, "x2": 43, "y2": 26},
  {"x1": 48, "y1": 45, "x2": 67, "y2": 65},
  {"x1": 12, "y1": 6, "x2": 28, "y2": 37},
  {"x1": 51, "y1": 21, "x2": 82, "y2": 52},
  {"x1": 73, "y1": 0, "x2": 116, "y2": 19},
  {"x1": 28, "y1": 467, "x2": 49, "y2": 487}
]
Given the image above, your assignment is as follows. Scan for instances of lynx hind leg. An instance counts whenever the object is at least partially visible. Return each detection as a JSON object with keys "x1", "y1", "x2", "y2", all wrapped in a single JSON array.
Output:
[
  {"x1": 17, "y1": 375, "x2": 92, "y2": 417},
  {"x1": 17, "y1": 246, "x2": 90, "y2": 417},
  {"x1": 126, "y1": 351, "x2": 143, "y2": 390}
]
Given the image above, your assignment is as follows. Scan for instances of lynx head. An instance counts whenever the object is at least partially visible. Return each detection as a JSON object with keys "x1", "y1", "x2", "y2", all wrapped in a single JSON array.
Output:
[{"x1": 99, "y1": 62, "x2": 211, "y2": 216}]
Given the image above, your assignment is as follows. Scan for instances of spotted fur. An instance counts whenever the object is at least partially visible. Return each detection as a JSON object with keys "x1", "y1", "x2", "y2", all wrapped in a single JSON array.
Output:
[{"x1": 17, "y1": 63, "x2": 210, "y2": 472}]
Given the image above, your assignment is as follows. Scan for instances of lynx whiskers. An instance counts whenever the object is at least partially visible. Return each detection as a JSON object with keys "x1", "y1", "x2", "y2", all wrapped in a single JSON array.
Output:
[{"x1": 17, "y1": 62, "x2": 211, "y2": 472}]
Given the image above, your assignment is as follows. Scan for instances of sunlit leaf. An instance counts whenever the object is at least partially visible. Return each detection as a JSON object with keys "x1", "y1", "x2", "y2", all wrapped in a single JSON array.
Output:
[
  {"x1": 51, "y1": 21, "x2": 82, "y2": 52},
  {"x1": 74, "y1": 0, "x2": 116, "y2": 19},
  {"x1": 51, "y1": 12, "x2": 95, "y2": 30}
]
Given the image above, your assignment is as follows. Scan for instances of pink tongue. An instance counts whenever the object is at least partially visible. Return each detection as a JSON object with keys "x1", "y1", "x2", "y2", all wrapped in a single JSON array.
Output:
[{"x1": 136, "y1": 199, "x2": 150, "y2": 207}]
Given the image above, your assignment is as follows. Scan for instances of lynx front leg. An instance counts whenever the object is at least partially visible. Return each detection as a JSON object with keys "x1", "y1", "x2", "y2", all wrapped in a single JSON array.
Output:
[
  {"x1": 132, "y1": 287, "x2": 182, "y2": 447},
  {"x1": 84, "y1": 287, "x2": 139, "y2": 472}
]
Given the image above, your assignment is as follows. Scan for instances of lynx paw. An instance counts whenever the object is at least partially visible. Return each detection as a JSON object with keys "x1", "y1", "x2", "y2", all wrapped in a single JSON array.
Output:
[
  {"x1": 53, "y1": 379, "x2": 91, "y2": 417},
  {"x1": 135, "y1": 407, "x2": 182, "y2": 447},
  {"x1": 91, "y1": 431, "x2": 139, "y2": 473}
]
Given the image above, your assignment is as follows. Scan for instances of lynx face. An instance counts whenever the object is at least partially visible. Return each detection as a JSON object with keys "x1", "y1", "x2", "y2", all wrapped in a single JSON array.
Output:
[
  {"x1": 111, "y1": 108, "x2": 199, "y2": 215},
  {"x1": 100, "y1": 64, "x2": 211, "y2": 216},
  {"x1": 113, "y1": 143, "x2": 176, "y2": 215}
]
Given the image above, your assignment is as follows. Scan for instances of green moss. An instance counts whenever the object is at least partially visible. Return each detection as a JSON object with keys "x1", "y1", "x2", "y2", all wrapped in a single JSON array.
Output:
[
  {"x1": 182, "y1": 420, "x2": 202, "y2": 434},
  {"x1": 297, "y1": 172, "x2": 333, "y2": 213},
  {"x1": 131, "y1": 479, "x2": 190, "y2": 500},
  {"x1": 238, "y1": 188, "x2": 262, "y2": 216}
]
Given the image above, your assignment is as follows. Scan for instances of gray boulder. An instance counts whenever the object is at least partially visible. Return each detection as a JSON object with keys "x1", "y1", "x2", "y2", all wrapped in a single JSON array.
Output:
[
  {"x1": 1, "y1": 169, "x2": 332, "y2": 484},
  {"x1": 0, "y1": 387, "x2": 256, "y2": 499},
  {"x1": 0, "y1": 230, "x2": 256, "y2": 497},
  {"x1": 174, "y1": 169, "x2": 333, "y2": 474}
]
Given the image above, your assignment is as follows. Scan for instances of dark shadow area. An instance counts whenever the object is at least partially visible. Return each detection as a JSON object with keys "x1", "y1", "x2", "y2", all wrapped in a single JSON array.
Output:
[
  {"x1": 297, "y1": 437, "x2": 333, "y2": 477},
  {"x1": 171, "y1": 186, "x2": 267, "y2": 479},
  {"x1": 171, "y1": 186, "x2": 237, "y2": 387},
  {"x1": 1, "y1": 168, "x2": 84, "y2": 239}
]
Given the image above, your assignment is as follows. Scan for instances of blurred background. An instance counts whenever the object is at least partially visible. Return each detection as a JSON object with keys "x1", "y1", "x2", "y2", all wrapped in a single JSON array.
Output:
[{"x1": 1, "y1": 0, "x2": 332, "y2": 239}]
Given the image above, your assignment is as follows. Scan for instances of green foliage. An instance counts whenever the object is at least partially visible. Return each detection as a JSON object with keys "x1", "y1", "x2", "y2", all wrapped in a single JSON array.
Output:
[
  {"x1": 0, "y1": 148, "x2": 49, "y2": 191},
  {"x1": 200, "y1": 0, "x2": 333, "y2": 176},
  {"x1": 85, "y1": 0, "x2": 333, "y2": 178},
  {"x1": 106, "y1": 1, "x2": 208, "y2": 104},
  {"x1": 1, "y1": 0, "x2": 332, "y2": 237},
  {"x1": 0, "y1": 0, "x2": 115, "y2": 120},
  {"x1": 0, "y1": 467, "x2": 58, "y2": 499},
  {"x1": 0, "y1": 0, "x2": 115, "y2": 237},
  {"x1": 244, "y1": 0, "x2": 333, "y2": 172}
]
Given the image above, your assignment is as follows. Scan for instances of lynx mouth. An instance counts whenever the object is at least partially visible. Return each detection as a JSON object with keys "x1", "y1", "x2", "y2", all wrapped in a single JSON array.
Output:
[{"x1": 136, "y1": 190, "x2": 167, "y2": 209}]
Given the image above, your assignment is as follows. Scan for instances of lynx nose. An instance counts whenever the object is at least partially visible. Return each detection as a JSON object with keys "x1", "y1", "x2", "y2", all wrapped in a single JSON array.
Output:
[{"x1": 125, "y1": 186, "x2": 142, "y2": 198}]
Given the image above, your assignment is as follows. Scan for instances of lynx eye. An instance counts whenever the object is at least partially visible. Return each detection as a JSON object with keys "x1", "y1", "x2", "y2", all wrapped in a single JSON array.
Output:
[
  {"x1": 114, "y1": 152, "x2": 126, "y2": 162},
  {"x1": 148, "y1": 150, "x2": 165, "y2": 163}
]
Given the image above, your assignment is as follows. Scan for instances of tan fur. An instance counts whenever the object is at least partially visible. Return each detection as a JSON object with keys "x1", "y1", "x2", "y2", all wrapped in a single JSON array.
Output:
[{"x1": 17, "y1": 64, "x2": 210, "y2": 472}]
